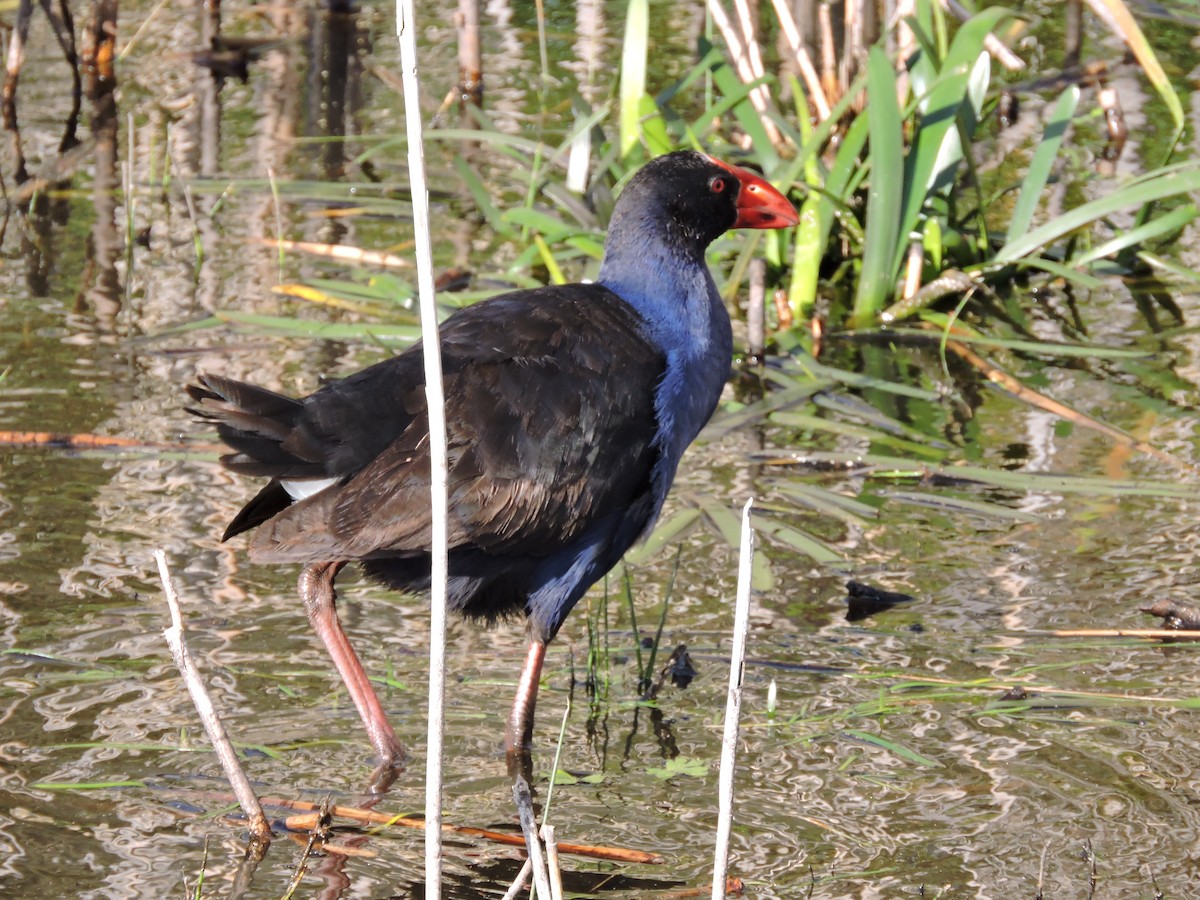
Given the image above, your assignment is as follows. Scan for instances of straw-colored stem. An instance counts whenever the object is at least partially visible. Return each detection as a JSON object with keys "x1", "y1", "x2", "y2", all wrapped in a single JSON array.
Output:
[
  {"x1": 769, "y1": 0, "x2": 831, "y2": 120},
  {"x1": 707, "y1": 0, "x2": 785, "y2": 147},
  {"x1": 818, "y1": 2, "x2": 838, "y2": 105}
]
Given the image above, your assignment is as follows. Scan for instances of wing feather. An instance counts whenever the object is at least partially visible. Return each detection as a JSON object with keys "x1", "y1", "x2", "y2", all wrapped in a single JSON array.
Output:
[{"x1": 227, "y1": 286, "x2": 664, "y2": 564}]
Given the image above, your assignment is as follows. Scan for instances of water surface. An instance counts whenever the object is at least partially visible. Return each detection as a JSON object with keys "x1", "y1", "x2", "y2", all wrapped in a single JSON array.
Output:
[{"x1": 3, "y1": 2, "x2": 1200, "y2": 897}]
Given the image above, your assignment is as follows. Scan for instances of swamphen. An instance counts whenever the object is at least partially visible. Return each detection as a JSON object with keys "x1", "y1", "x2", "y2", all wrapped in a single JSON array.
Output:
[{"x1": 186, "y1": 150, "x2": 797, "y2": 773}]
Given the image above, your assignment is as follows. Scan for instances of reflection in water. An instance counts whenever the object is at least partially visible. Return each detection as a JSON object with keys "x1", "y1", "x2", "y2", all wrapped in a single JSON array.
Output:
[
  {"x1": 304, "y1": 7, "x2": 368, "y2": 248},
  {"x1": 1, "y1": 0, "x2": 81, "y2": 183},
  {"x1": 80, "y1": 40, "x2": 122, "y2": 331},
  {"x1": 401, "y1": 855, "x2": 683, "y2": 899},
  {"x1": 19, "y1": 192, "x2": 72, "y2": 299}
]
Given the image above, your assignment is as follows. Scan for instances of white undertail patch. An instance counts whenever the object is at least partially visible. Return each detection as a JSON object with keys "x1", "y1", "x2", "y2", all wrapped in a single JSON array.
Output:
[{"x1": 281, "y1": 477, "x2": 337, "y2": 501}]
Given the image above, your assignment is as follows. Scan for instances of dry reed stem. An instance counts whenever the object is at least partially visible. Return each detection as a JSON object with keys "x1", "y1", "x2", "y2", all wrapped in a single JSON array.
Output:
[
  {"x1": 901, "y1": 240, "x2": 923, "y2": 300},
  {"x1": 1050, "y1": 629, "x2": 1200, "y2": 639},
  {"x1": 155, "y1": 549, "x2": 271, "y2": 848},
  {"x1": 768, "y1": 0, "x2": 831, "y2": 119},
  {"x1": 818, "y1": 2, "x2": 838, "y2": 106},
  {"x1": 280, "y1": 801, "x2": 333, "y2": 899},
  {"x1": 283, "y1": 832, "x2": 377, "y2": 858},
  {"x1": 747, "y1": 258, "x2": 766, "y2": 360},
  {"x1": 730, "y1": 0, "x2": 776, "y2": 124},
  {"x1": 258, "y1": 792, "x2": 663, "y2": 863},
  {"x1": 396, "y1": 0, "x2": 451, "y2": 895},
  {"x1": 0, "y1": 430, "x2": 212, "y2": 451},
  {"x1": 542, "y1": 824, "x2": 564, "y2": 900},
  {"x1": 706, "y1": 0, "x2": 785, "y2": 147},
  {"x1": 841, "y1": 0, "x2": 863, "y2": 94},
  {"x1": 892, "y1": 0, "x2": 916, "y2": 109},
  {"x1": 513, "y1": 775, "x2": 553, "y2": 899},
  {"x1": 501, "y1": 859, "x2": 534, "y2": 900},
  {"x1": 944, "y1": 338, "x2": 1197, "y2": 475},
  {"x1": 251, "y1": 237, "x2": 411, "y2": 269}
]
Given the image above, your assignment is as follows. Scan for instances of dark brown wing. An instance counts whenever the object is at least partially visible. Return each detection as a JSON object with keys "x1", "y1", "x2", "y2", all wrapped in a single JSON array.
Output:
[{"x1": 194, "y1": 285, "x2": 665, "y2": 564}]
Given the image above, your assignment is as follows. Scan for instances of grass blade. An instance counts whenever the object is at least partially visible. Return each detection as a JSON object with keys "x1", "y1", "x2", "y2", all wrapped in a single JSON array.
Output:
[
  {"x1": 1070, "y1": 203, "x2": 1200, "y2": 268},
  {"x1": 843, "y1": 730, "x2": 943, "y2": 768},
  {"x1": 890, "y1": 6, "x2": 1012, "y2": 283},
  {"x1": 790, "y1": 112, "x2": 869, "y2": 318},
  {"x1": 453, "y1": 156, "x2": 511, "y2": 237},
  {"x1": 213, "y1": 310, "x2": 421, "y2": 341},
  {"x1": 993, "y1": 255, "x2": 1105, "y2": 289},
  {"x1": 710, "y1": 64, "x2": 779, "y2": 171},
  {"x1": 994, "y1": 166, "x2": 1200, "y2": 264},
  {"x1": 619, "y1": 0, "x2": 649, "y2": 158},
  {"x1": 754, "y1": 514, "x2": 842, "y2": 563},
  {"x1": 1006, "y1": 86, "x2": 1079, "y2": 245},
  {"x1": 703, "y1": 502, "x2": 776, "y2": 590},
  {"x1": 766, "y1": 484, "x2": 878, "y2": 524},
  {"x1": 880, "y1": 489, "x2": 1042, "y2": 522},
  {"x1": 852, "y1": 47, "x2": 905, "y2": 325}
]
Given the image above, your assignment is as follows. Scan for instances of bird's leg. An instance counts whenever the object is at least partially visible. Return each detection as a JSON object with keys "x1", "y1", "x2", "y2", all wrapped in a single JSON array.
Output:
[
  {"x1": 300, "y1": 561, "x2": 406, "y2": 782},
  {"x1": 505, "y1": 638, "x2": 547, "y2": 771}
]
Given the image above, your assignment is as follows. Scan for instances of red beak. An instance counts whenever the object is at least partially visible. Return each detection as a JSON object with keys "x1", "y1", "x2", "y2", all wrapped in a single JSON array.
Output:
[{"x1": 708, "y1": 156, "x2": 799, "y2": 230}]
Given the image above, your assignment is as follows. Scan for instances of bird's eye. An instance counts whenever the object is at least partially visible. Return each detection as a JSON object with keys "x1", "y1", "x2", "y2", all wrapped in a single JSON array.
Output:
[{"x1": 709, "y1": 176, "x2": 727, "y2": 194}]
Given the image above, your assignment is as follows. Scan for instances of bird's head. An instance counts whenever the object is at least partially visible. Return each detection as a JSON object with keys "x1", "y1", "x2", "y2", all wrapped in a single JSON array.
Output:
[
  {"x1": 609, "y1": 150, "x2": 799, "y2": 254},
  {"x1": 704, "y1": 155, "x2": 800, "y2": 230}
]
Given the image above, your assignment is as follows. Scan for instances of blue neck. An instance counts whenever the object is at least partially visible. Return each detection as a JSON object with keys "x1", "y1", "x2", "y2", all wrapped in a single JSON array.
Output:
[{"x1": 598, "y1": 223, "x2": 733, "y2": 513}]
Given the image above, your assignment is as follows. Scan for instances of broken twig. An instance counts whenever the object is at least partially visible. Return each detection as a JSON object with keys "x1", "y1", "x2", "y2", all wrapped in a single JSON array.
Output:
[
  {"x1": 156, "y1": 549, "x2": 271, "y2": 848},
  {"x1": 244, "y1": 792, "x2": 662, "y2": 864},
  {"x1": 513, "y1": 775, "x2": 552, "y2": 899}
]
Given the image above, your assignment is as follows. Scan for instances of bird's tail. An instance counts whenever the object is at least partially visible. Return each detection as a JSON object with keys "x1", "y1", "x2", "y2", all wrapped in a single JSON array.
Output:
[
  {"x1": 185, "y1": 373, "x2": 319, "y2": 477},
  {"x1": 187, "y1": 374, "x2": 339, "y2": 541}
]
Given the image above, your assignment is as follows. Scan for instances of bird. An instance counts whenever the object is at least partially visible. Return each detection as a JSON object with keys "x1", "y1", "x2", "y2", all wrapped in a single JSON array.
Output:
[{"x1": 186, "y1": 150, "x2": 798, "y2": 777}]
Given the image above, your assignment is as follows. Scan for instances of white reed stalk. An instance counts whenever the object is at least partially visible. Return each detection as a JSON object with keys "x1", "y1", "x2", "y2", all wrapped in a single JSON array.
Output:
[
  {"x1": 396, "y1": 2, "x2": 449, "y2": 897},
  {"x1": 711, "y1": 498, "x2": 755, "y2": 899},
  {"x1": 500, "y1": 860, "x2": 533, "y2": 900}
]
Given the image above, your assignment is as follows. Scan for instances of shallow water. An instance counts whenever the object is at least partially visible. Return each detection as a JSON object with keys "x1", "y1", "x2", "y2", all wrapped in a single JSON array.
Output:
[{"x1": 3, "y1": 2, "x2": 1200, "y2": 898}]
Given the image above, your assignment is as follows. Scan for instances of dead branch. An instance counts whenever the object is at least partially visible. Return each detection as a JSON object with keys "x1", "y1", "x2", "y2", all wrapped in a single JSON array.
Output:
[{"x1": 156, "y1": 549, "x2": 271, "y2": 848}]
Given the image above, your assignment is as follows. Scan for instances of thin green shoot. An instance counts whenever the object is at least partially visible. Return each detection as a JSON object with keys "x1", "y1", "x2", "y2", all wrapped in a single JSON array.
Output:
[
  {"x1": 31, "y1": 779, "x2": 147, "y2": 790},
  {"x1": 192, "y1": 835, "x2": 209, "y2": 900},
  {"x1": 541, "y1": 697, "x2": 572, "y2": 822},
  {"x1": 622, "y1": 568, "x2": 643, "y2": 687},
  {"x1": 641, "y1": 547, "x2": 681, "y2": 692}
]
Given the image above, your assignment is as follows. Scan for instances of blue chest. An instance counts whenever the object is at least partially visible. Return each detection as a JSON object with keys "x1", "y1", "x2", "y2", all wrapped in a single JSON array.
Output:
[{"x1": 597, "y1": 244, "x2": 734, "y2": 515}]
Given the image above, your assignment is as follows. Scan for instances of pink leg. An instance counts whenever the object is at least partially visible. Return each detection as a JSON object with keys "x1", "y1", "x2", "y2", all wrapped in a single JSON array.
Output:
[
  {"x1": 505, "y1": 638, "x2": 547, "y2": 755},
  {"x1": 300, "y1": 562, "x2": 405, "y2": 773}
]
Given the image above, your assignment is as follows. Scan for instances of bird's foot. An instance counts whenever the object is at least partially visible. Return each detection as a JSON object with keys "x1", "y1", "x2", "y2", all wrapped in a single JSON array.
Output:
[
  {"x1": 366, "y1": 757, "x2": 403, "y2": 795},
  {"x1": 363, "y1": 735, "x2": 407, "y2": 795},
  {"x1": 504, "y1": 743, "x2": 535, "y2": 785}
]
